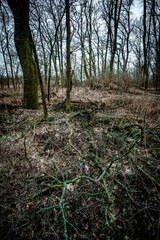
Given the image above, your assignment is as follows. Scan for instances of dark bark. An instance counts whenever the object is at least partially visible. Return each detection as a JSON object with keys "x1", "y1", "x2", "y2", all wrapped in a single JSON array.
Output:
[
  {"x1": 101, "y1": 0, "x2": 113, "y2": 74},
  {"x1": 79, "y1": 5, "x2": 89, "y2": 80},
  {"x1": 2, "y1": 12, "x2": 15, "y2": 89},
  {"x1": 48, "y1": 45, "x2": 53, "y2": 101},
  {"x1": 29, "y1": 33, "x2": 48, "y2": 117},
  {"x1": 110, "y1": 0, "x2": 122, "y2": 74},
  {"x1": 7, "y1": 0, "x2": 38, "y2": 109},
  {"x1": 152, "y1": 0, "x2": 160, "y2": 88},
  {"x1": 0, "y1": 41, "x2": 10, "y2": 88},
  {"x1": 143, "y1": 0, "x2": 149, "y2": 89},
  {"x1": 66, "y1": 0, "x2": 71, "y2": 113}
]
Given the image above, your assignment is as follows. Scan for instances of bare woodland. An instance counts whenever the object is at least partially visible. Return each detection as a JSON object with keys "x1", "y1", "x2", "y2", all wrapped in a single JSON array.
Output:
[{"x1": 0, "y1": 0, "x2": 160, "y2": 239}]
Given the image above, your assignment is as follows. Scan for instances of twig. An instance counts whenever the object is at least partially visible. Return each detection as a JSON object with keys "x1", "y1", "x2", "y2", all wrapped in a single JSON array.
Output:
[
  {"x1": 115, "y1": 179, "x2": 141, "y2": 207},
  {"x1": 131, "y1": 155, "x2": 160, "y2": 187},
  {"x1": 43, "y1": 132, "x2": 56, "y2": 152}
]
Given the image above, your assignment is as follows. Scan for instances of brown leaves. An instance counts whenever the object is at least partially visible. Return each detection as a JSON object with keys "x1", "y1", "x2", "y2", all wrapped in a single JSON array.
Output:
[
  {"x1": 26, "y1": 202, "x2": 34, "y2": 210},
  {"x1": 0, "y1": 86, "x2": 159, "y2": 239}
]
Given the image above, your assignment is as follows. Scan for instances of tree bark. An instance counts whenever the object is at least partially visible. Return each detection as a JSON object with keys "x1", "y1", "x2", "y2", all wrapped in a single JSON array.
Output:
[
  {"x1": 143, "y1": 0, "x2": 149, "y2": 89},
  {"x1": 66, "y1": 0, "x2": 71, "y2": 113},
  {"x1": 109, "y1": 0, "x2": 122, "y2": 75},
  {"x1": 152, "y1": 0, "x2": 160, "y2": 88},
  {"x1": 7, "y1": 0, "x2": 38, "y2": 109}
]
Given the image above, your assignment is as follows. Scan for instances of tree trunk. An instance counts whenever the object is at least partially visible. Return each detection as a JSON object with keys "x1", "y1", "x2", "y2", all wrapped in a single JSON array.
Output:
[
  {"x1": 0, "y1": 42, "x2": 10, "y2": 88},
  {"x1": 48, "y1": 45, "x2": 53, "y2": 101},
  {"x1": 2, "y1": 11, "x2": 16, "y2": 90},
  {"x1": 152, "y1": 0, "x2": 160, "y2": 88},
  {"x1": 29, "y1": 33, "x2": 48, "y2": 117},
  {"x1": 155, "y1": 42, "x2": 160, "y2": 89},
  {"x1": 7, "y1": 0, "x2": 38, "y2": 109},
  {"x1": 143, "y1": 0, "x2": 149, "y2": 89},
  {"x1": 109, "y1": 0, "x2": 122, "y2": 75},
  {"x1": 66, "y1": 0, "x2": 71, "y2": 113}
]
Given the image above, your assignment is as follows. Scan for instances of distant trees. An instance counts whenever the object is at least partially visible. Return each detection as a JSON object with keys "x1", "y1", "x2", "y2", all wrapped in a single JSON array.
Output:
[
  {"x1": 118, "y1": 0, "x2": 133, "y2": 75},
  {"x1": 0, "y1": 0, "x2": 159, "y2": 96},
  {"x1": 0, "y1": 2, "x2": 18, "y2": 89},
  {"x1": 141, "y1": 0, "x2": 159, "y2": 89},
  {"x1": 1, "y1": 8, "x2": 15, "y2": 89},
  {"x1": 151, "y1": 0, "x2": 160, "y2": 88},
  {"x1": 100, "y1": 0, "x2": 133, "y2": 79}
]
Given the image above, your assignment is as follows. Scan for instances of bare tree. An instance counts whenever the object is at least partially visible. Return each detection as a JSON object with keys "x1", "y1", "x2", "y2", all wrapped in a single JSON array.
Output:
[
  {"x1": 143, "y1": 0, "x2": 149, "y2": 89},
  {"x1": 119, "y1": 0, "x2": 134, "y2": 74},
  {"x1": 101, "y1": 0, "x2": 113, "y2": 76},
  {"x1": 66, "y1": 0, "x2": 71, "y2": 113},
  {"x1": 152, "y1": 0, "x2": 160, "y2": 88},
  {"x1": 7, "y1": 0, "x2": 38, "y2": 109},
  {"x1": 1, "y1": 6, "x2": 16, "y2": 89},
  {"x1": 109, "y1": 0, "x2": 123, "y2": 75}
]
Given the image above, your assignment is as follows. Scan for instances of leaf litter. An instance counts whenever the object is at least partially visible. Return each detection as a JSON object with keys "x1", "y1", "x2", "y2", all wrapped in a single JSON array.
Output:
[{"x1": 0, "y1": 86, "x2": 160, "y2": 240}]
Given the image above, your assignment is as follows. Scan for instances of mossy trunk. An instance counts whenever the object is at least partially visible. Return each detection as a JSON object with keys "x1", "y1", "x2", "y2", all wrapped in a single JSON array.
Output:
[
  {"x1": 17, "y1": 37, "x2": 38, "y2": 109},
  {"x1": 7, "y1": 0, "x2": 38, "y2": 109}
]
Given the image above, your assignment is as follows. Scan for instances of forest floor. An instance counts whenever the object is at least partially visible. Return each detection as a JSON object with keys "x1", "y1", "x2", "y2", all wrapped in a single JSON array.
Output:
[{"x1": 0, "y1": 85, "x2": 160, "y2": 240}]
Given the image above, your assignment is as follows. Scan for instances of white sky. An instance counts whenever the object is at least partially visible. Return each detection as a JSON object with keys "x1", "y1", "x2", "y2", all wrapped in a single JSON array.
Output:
[{"x1": 131, "y1": 0, "x2": 143, "y2": 19}]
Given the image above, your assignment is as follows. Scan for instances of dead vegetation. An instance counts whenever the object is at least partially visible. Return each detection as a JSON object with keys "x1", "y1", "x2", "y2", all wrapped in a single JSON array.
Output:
[{"x1": 0, "y1": 86, "x2": 160, "y2": 240}]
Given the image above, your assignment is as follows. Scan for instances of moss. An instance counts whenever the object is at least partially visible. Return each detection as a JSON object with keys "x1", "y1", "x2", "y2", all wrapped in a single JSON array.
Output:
[
  {"x1": 66, "y1": 89, "x2": 71, "y2": 113},
  {"x1": 9, "y1": 0, "x2": 38, "y2": 110},
  {"x1": 18, "y1": 37, "x2": 38, "y2": 109}
]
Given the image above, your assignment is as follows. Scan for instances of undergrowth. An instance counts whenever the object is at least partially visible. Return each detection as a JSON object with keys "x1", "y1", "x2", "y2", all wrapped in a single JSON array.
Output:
[{"x1": 0, "y1": 87, "x2": 160, "y2": 240}]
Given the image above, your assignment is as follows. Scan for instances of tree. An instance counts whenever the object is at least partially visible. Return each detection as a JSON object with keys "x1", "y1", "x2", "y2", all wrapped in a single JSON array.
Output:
[
  {"x1": 66, "y1": 0, "x2": 71, "y2": 113},
  {"x1": 109, "y1": 0, "x2": 122, "y2": 75},
  {"x1": 0, "y1": 5, "x2": 16, "y2": 89},
  {"x1": 79, "y1": 3, "x2": 89, "y2": 81},
  {"x1": 0, "y1": 3, "x2": 11, "y2": 88},
  {"x1": 7, "y1": 0, "x2": 38, "y2": 109},
  {"x1": 143, "y1": 0, "x2": 149, "y2": 89},
  {"x1": 132, "y1": 19, "x2": 144, "y2": 85},
  {"x1": 101, "y1": 0, "x2": 123, "y2": 77},
  {"x1": 119, "y1": 0, "x2": 133, "y2": 74},
  {"x1": 85, "y1": 0, "x2": 93, "y2": 79},
  {"x1": 100, "y1": 0, "x2": 113, "y2": 77},
  {"x1": 31, "y1": 0, "x2": 48, "y2": 86},
  {"x1": 152, "y1": 0, "x2": 160, "y2": 88}
]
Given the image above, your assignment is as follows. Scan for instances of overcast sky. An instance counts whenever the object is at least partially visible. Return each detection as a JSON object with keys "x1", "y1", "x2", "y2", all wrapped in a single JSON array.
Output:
[{"x1": 132, "y1": 0, "x2": 143, "y2": 19}]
